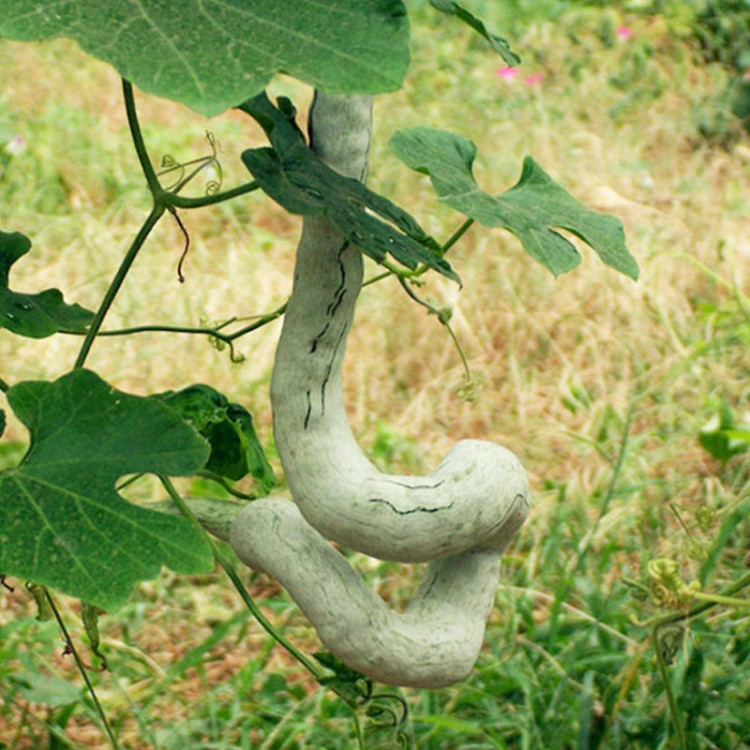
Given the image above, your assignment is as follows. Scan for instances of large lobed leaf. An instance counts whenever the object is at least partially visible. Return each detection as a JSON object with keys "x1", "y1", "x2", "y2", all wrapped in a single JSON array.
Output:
[
  {"x1": 391, "y1": 127, "x2": 639, "y2": 280},
  {"x1": 0, "y1": 231, "x2": 94, "y2": 338},
  {"x1": 0, "y1": 0, "x2": 410, "y2": 116},
  {"x1": 0, "y1": 370, "x2": 214, "y2": 610},
  {"x1": 240, "y1": 94, "x2": 459, "y2": 282}
]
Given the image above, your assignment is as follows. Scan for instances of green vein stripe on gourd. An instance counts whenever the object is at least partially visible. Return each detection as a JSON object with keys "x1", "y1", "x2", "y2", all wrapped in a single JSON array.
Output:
[
  {"x1": 228, "y1": 91, "x2": 530, "y2": 688},
  {"x1": 264, "y1": 91, "x2": 528, "y2": 561}
]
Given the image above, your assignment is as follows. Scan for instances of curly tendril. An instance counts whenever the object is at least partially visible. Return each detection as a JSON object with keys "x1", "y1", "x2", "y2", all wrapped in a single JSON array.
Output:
[
  {"x1": 157, "y1": 130, "x2": 224, "y2": 196},
  {"x1": 646, "y1": 558, "x2": 700, "y2": 609}
]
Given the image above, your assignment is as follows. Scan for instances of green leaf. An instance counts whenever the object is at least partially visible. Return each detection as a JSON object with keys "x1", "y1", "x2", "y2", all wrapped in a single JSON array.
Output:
[
  {"x1": 391, "y1": 127, "x2": 639, "y2": 280},
  {"x1": 0, "y1": 369, "x2": 213, "y2": 611},
  {"x1": 427, "y1": 0, "x2": 520, "y2": 66},
  {"x1": 0, "y1": 231, "x2": 94, "y2": 338},
  {"x1": 0, "y1": 410, "x2": 5, "y2": 439},
  {"x1": 699, "y1": 400, "x2": 750, "y2": 461},
  {"x1": 0, "y1": 0, "x2": 410, "y2": 117},
  {"x1": 240, "y1": 94, "x2": 459, "y2": 283},
  {"x1": 155, "y1": 384, "x2": 276, "y2": 491}
]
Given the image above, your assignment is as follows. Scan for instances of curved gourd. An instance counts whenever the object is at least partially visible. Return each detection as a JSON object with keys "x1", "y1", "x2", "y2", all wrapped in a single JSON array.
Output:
[
  {"x1": 269, "y1": 91, "x2": 529, "y2": 562},
  {"x1": 225, "y1": 90, "x2": 529, "y2": 688},
  {"x1": 230, "y1": 496, "x2": 527, "y2": 688}
]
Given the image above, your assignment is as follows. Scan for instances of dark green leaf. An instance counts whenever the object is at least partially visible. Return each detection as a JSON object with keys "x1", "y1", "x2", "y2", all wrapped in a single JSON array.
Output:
[
  {"x1": 0, "y1": 231, "x2": 94, "y2": 338},
  {"x1": 0, "y1": 0, "x2": 410, "y2": 117},
  {"x1": 0, "y1": 370, "x2": 213, "y2": 610},
  {"x1": 428, "y1": 0, "x2": 520, "y2": 66},
  {"x1": 240, "y1": 94, "x2": 459, "y2": 283},
  {"x1": 156, "y1": 384, "x2": 276, "y2": 491},
  {"x1": 391, "y1": 127, "x2": 639, "y2": 280},
  {"x1": 0, "y1": 410, "x2": 5, "y2": 439}
]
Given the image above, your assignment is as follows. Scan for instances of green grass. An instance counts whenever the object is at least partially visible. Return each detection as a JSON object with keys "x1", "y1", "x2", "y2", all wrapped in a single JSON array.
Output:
[{"x1": 2, "y1": 2, "x2": 750, "y2": 749}]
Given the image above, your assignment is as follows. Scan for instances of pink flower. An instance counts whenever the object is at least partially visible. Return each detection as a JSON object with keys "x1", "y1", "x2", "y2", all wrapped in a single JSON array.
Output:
[
  {"x1": 523, "y1": 72, "x2": 544, "y2": 86},
  {"x1": 496, "y1": 66, "x2": 519, "y2": 80},
  {"x1": 617, "y1": 26, "x2": 633, "y2": 40}
]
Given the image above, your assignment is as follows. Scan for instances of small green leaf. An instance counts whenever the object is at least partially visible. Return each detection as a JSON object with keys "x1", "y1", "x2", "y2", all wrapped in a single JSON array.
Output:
[
  {"x1": 240, "y1": 94, "x2": 459, "y2": 283},
  {"x1": 391, "y1": 128, "x2": 639, "y2": 280},
  {"x1": 156, "y1": 384, "x2": 276, "y2": 492},
  {"x1": 0, "y1": 370, "x2": 213, "y2": 611},
  {"x1": 428, "y1": 0, "x2": 520, "y2": 66},
  {"x1": 0, "y1": 231, "x2": 94, "y2": 338},
  {"x1": 699, "y1": 400, "x2": 750, "y2": 461},
  {"x1": 0, "y1": 0, "x2": 410, "y2": 116}
]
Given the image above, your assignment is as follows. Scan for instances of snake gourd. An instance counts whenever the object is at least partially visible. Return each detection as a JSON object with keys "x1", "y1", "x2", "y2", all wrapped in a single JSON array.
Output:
[{"x1": 229, "y1": 91, "x2": 529, "y2": 688}]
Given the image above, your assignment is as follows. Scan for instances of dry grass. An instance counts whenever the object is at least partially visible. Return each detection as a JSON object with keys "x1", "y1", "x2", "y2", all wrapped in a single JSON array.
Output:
[{"x1": 2, "y1": 7, "x2": 750, "y2": 748}]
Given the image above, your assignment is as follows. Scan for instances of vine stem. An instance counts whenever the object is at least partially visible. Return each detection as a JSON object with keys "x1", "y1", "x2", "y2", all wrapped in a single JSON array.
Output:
[
  {"x1": 44, "y1": 591, "x2": 121, "y2": 750},
  {"x1": 157, "y1": 476, "x2": 325, "y2": 682},
  {"x1": 689, "y1": 590, "x2": 750, "y2": 608},
  {"x1": 442, "y1": 217, "x2": 474, "y2": 254},
  {"x1": 653, "y1": 623, "x2": 687, "y2": 750},
  {"x1": 226, "y1": 301, "x2": 287, "y2": 340},
  {"x1": 124, "y1": 78, "x2": 259, "y2": 210},
  {"x1": 122, "y1": 80, "x2": 160, "y2": 194},
  {"x1": 74, "y1": 81, "x2": 263, "y2": 368},
  {"x1": 397, "y1": 276, "x2": 473, "y2": 384},
  {"x1": 73, "y1": 203, "x2": 165, "y2": 368},
  {"x1": 83, "y1": 323, "x2": 235, "y2": 342},
  {"x1": 353, "y1": 712, "x2": 366, "y2": 750}
]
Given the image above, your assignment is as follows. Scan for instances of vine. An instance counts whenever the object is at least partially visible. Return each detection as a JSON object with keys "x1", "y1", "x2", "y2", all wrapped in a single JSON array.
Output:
[{"x1": 0, "y1": 1, "x2": 644, "y2": 747}]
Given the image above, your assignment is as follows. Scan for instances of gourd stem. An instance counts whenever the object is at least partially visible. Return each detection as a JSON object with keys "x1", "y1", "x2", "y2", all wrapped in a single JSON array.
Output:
[{"x1": 158, "y1": 477, "x2": 325, "y2": 681}]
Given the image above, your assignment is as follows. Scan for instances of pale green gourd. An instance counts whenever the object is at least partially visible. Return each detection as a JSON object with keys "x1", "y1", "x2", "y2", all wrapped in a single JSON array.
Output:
[{"x1": 227, "y1": 91, "x2": 529, "y2": 688}]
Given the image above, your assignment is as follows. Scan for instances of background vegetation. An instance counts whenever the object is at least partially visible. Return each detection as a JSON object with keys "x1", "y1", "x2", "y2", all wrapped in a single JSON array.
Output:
[{"x1": 1, "y1": 0, "x2": 749, "y2": 747}]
